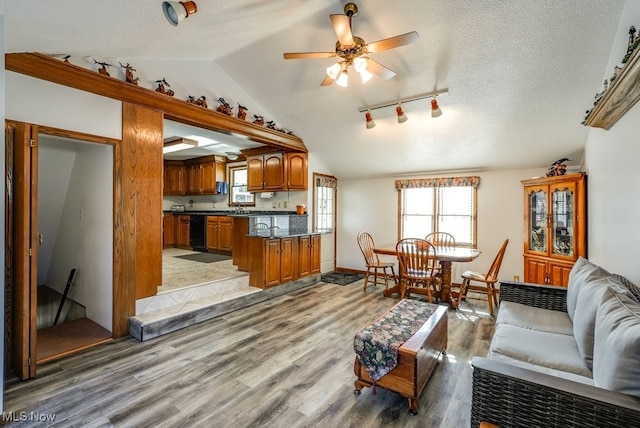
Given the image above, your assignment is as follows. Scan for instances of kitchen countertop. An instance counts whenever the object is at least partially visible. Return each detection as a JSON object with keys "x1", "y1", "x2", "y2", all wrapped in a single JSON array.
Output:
[
  {"x1": 163, "y1": 210, "x2": 306, "y2": 216},
  {"x1": 246, "y1": 229, "x2": 322, "y2": 238}
]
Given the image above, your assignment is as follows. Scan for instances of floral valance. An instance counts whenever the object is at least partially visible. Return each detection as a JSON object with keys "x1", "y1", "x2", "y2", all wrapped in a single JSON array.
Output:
[
  {"x1": 394, "y1": 176, "x2": 480, "y2": 189},
  {"x1": 316, "y1": 176, "x2": 338, "y2": 189}
]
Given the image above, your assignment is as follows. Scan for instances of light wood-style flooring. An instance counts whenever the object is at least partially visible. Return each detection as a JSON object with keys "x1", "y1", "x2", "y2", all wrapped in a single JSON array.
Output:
[{"x1": 3, "y1": 280, "x2": 496, "y2": 427}]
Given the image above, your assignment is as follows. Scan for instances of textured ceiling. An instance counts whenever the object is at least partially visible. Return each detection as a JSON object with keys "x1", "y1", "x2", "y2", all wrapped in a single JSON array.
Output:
[{"x1": 5, "y1": 0, "x2": 625, "y2": 179}]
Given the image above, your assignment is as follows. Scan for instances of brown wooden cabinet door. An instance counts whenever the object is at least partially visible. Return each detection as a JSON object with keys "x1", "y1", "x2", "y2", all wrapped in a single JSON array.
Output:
[
  {"x1": 298, "y1": 235, "x2": 311, "y2": 278},
  {"x1": 206, "y1": 217, "x2": 219, "y2": 250},
  {"x1": 310, "y1": 234, "x2": 321, "y2": 274},
  {"x1": 247, "y1": 155, "x2": 265, "y2": 191},
  {"x1": 168, "y1": 164, "x2": 185, "y2": 195},
  {"x1": 524, "y1": 256, "x2": 548, "y2": 284},
  {"x1": 218, "y1": 217, "x2": 233, "y2": 252},
  {"x1": 200, "y1": 161, "x2": 217, "y2": 194},
  {"x1": 286, "y1": 152, "x2": 307, "y2": 190},
  {"x1": 280, "y1": 237, "x2": 297, "y2": 283},
  {"x1": 186, "y1": 164, "x2": 201, "y2": 194},
  {"x1": 163, "y1": 215, "x2": 175, "y2": 248},
  {"x1": 263, "y1": 152, "x2": 285, "y2": 190},
  {"x1": 549, "y1": 262, "x2": 572, "y2": 287},
  {"x1": 177, "y1": 216, "x2": 191, "y2": 249},
  {"x1": 265, "y1": 239, "x2": 281, "y2": 287}
]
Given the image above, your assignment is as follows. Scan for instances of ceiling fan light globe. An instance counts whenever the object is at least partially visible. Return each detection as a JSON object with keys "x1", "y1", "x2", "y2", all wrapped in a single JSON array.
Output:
[
  {"x1": 359, "y1": 68, "x2": 373, "y2": 84},
  {"x1": 353, "y1": 57, "x2": 368, "y2": 72},
  {"x1": 326, "y1": 62, "x2": 341, "y2": 79},
  {"x1": 336, "y1": 71, "x2": 349, "y2": 87}
]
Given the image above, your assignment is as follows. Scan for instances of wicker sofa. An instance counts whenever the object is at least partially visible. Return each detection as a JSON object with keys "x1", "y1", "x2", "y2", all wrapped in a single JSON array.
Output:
[{"x1": 471, "y1": 257, "x2": 640, "y2": 428}]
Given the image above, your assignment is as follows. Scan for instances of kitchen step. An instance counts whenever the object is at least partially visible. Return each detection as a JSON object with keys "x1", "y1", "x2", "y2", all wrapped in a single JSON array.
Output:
[{"x1": 129, "y1": 274, "x2": 321, "y2": 341}]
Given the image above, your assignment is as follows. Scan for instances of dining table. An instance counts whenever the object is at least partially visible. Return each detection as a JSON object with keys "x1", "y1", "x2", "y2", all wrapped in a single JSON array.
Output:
[{"x1": 373, "y1": 243, "x2": 481, "y2": 309}]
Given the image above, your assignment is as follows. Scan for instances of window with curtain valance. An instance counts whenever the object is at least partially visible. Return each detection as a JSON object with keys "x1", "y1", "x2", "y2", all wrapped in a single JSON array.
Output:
[{"x1": 397, "y1": 176, "x2": 479, "y2": 247}]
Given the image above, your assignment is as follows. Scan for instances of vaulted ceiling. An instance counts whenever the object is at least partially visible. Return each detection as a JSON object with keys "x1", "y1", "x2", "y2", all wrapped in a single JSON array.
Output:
[{"x1": 5, "y1": 1, "x2": 625, "y2": 179}]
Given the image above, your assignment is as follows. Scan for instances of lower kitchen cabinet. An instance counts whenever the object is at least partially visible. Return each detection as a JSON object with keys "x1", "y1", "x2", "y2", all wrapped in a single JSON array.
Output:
[
  {"x1": 248, "y1": 234, "x2": 321, "y2": 288},
  {"x1": 163, "y1": 215, "x2": 175, "y2": 248},
  {"x1": 206, "y1": 216, "x2": 233, "y2": 253},
  {"x1": 298, "y1": 234, "x2": 321, "y2": 277},
  {"x1": 176, "y1": 215, "x2": 191, "y2": 249}
]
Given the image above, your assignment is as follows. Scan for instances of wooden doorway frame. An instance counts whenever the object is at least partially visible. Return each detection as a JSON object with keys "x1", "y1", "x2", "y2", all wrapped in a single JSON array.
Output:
[{"x1": 5, "y1": 120, "x2": 120, "y2": 379}]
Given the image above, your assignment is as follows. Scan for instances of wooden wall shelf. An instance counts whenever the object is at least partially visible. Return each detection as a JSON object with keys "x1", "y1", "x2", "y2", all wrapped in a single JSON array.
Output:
[
  {"x1": 5, "y1": 52, "x2": 307, "y2": 152},
  {"x1": 583, "y1": 47, "x2": 640, "y2": 130}
]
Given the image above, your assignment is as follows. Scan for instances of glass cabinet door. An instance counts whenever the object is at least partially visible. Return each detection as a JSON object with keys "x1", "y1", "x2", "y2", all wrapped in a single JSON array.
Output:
[
  {"x1": 551, "y1": 184, "x2": 575, "y2": 257},
  {"x1": 527, "y1": 188, "x2": 547, "y2": 252}
]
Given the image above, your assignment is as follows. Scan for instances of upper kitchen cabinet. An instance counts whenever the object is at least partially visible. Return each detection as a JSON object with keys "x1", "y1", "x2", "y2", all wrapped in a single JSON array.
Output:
[
  {"x1": 185, "y1": 156, "x2": 226, "y2": 195},
  {"x1": 247, "y1": 152, "x2": 307, "y2": 192},
  {"x1": 163, "y1": 161, "x2": 186, "y2": 195}
]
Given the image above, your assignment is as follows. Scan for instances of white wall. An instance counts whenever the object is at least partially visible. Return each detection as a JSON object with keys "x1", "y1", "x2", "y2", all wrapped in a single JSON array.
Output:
[
  {"x1": 338, "y1": 168, "x2": 543, "y2": 282},
  {"x1": 6, "y1": 72, "x2": 122, "y2": 139},
  {"x1": 37, "y1": 140, "x2": 76, "y2": 285},
  {"x1": 584, "y1": 0, "x2": 640, "y2": 284},
  {"x1": 46, "y1": 142, "x2": 113, "y2": 330}
]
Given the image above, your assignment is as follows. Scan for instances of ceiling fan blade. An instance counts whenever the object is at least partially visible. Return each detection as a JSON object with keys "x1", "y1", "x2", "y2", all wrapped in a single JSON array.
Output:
[
  {"x1": 365, "y1": 58, "x2": 396, "y2": 80},
  {"x1": 284, "y1": 52, "x2": 336, "y2": 60},
  {"x1": 330, "y1": 14, "x2": 355, "y2": 46},
  {"x1": 365, "y1": 31, "x2": 420, "y2": 54},
  {"x1": 320, "y1": 75, "x2": 335, "y2": 86}
]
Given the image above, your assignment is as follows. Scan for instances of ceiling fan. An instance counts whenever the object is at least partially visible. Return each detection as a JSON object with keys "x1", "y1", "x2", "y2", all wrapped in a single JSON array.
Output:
[{"x1": 283, "y1": 2, "x2": 419, "y2": 87}]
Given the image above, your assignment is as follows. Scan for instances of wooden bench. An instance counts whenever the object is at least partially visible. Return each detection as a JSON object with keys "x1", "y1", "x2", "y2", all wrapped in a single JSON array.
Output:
[{"x1": 354, "y1": 302, "x2": 448, "y2": 414}]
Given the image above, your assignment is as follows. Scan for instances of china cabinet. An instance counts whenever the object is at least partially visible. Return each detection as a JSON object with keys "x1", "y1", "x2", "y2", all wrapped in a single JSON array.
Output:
[{"x1": 522, "y1": 173, "x2": 587, "y2": 286}]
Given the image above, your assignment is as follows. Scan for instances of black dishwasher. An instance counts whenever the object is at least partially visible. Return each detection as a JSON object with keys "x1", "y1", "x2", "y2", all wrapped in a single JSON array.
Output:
[{"x1": 190, "y1": 214, "x2": 206, "y2": 252}]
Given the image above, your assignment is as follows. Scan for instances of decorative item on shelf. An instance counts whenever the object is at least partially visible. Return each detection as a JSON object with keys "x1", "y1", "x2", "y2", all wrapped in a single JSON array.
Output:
[
  {"x1": 359, "y1": 88, "x2": 448, "y2": 126},
  {"x1": 266, "y1": 121, "x2": 277, "y2": 130},
  {"x1": 216, "y1": 97, "x2": 234, "y2": 116},
  {"x1": 545, "y1": 158, "x2": 569, "y2": 177},
  {"x1": 252, "y1": 115, "x2": 264, "y2": 126},
  {"x1": 237, "y1": 104, "x2": 248, "y2": 120},
  {"x1": 622, "y1": 26, "x2": 637, "y2": 64},
  {"x1": 93, "y1": 59, "x2": 112, "y2": 76},
  {"x1": 187, "y1": 95, "x2": 208, "y2": 108},
  {"x1": 119, "y1": 62, "x2": 139, "y2": 85},
  {"x1": 155, "y1": 78, "x2": 175, "y2": 96},
  {"x1": 61, "y1": 55, "x2": 71, "y2": 63}
]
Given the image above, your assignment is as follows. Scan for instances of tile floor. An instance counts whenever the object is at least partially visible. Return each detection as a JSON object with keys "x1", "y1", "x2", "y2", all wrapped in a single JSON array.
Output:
[{"x1": 135, "y1": 248, "x2": 258, "y2": 318}]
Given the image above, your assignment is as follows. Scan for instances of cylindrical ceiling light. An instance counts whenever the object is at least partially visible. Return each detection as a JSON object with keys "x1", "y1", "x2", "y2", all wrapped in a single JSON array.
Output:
[
  {"x1": 162, "y1": 1, "x2": 198, "y2": 26},
  {"x1": 365, "y1": 111, "x2": 376, "y2": 129},
  {"x1": 396, "y1": 104, "x2": 408, "y2": 123},
  {"x1": 431, "y1": 98, "x2": 443, "y2": 118}
]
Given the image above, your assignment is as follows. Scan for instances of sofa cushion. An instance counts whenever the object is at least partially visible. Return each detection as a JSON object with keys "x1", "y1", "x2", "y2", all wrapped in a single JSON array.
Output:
[
  {"x1": 572, "y1": 272, "x2": 634, "y2": 370},
  {"x1": 566, "y1": 257, "x2": 601, "y2": 321},
  {"x1": 593, "y1": 287, "x2": 640, "y2": 397},
  {"x1": 488, "y1": 352, "x2": 594, "y2": 386},
  {"x1": 611, "y1": 273, "x2": 640, "y2": 302},
  {"x1": 496, "y1": 301, "x2": 573, "y2": 335},
  {"x1": 488, "y1": 323, "x2": 592, "y2": 378}
]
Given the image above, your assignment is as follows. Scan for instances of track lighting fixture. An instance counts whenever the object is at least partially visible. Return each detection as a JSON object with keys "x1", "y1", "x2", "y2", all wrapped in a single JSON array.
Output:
[
  {"x1": 358, "y1": 88, "x2": 448, "y2": 128},
  {"x1": 396, "y1": 104, "x2": 408, "y2": 123},
  {"x1": 365, "y1": 111, "x2": 376, "y2": 129},
  {"x1": 162, "y1": 1, "x2": 198, "y2": 26},
  {"x1": 431, "y1": 98, "x2": 442, "y2": 118}
]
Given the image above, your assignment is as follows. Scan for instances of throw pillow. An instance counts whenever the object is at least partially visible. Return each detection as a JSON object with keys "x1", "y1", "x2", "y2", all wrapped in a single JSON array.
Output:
[
  {"x1": 592, "y1": 287, "x2": 640, "y2": 397},
  {"x1": 566, "y1": 257, "x2": 602, "y2": 321}
]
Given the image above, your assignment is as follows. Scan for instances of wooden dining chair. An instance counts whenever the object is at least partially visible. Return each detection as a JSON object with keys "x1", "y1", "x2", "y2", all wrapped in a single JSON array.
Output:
[
  {"x1": 396, "y1": 238, "x2": 439, "y2": 302},
  {"x1": 425, "y1": 232, "x2": 456, "y2": 276},
  {"x1": 357, "y1": 231, "x2": 397, "y2": 291},
  {"x1": 425, "y1": 232, "x2": 456, "y2": 248},
  {"x1": 460, "y1": 239, "x2": 509, "y2": 315}
]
